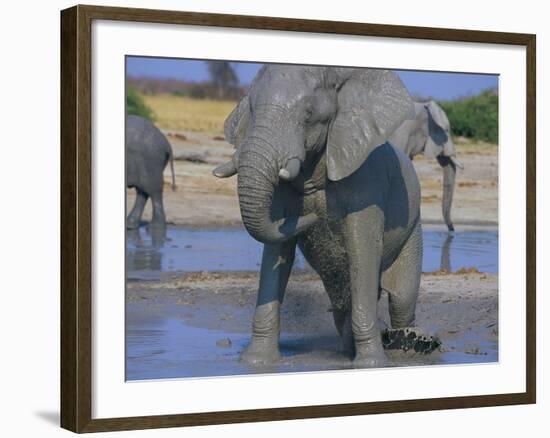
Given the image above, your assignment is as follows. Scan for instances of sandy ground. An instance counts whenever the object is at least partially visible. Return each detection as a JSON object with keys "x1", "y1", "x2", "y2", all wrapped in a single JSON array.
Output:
[
  {"x1": 127, "y1": 130, "x2": 498, "y2": 228},
  {"x1": 126, "y1": 270, "x2": 498, "y2": 378},
  {"x1": 128, "y1": 270, "x2": 498, "y2": 342}
]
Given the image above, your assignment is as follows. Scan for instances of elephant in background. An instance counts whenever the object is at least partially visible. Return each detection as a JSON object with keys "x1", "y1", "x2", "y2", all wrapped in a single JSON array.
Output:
[
  {"x1": 389, "y1": 100, "x2": 463, "y2": 232},
  {"x1": 214, "y1": 65, "x2": 425, "y2": 368},
  {"x1": 126, "y1": 115, "x2": 176, "y2": 229}
]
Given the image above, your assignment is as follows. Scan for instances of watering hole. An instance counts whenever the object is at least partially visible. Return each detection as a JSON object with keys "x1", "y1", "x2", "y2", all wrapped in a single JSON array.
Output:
[
  {"x1": 126, "y1": 301, "x2": 498, "y2": 381},
  {"x1": 126, "y1": 225, "x2": 498, "y2": 381},
  {"x1": 126, "y1": 226, "x2": 498, "y2": 280}
]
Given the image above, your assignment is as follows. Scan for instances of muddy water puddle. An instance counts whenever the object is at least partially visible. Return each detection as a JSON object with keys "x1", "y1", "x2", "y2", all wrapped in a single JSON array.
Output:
[
  {"x1": 126, "y1": 225, "x2": 498, "y2": 381},
  {"x1": 127, "y1": 226, "x2": 498, "y2": 280},
  {"x1": 126, "y1": 309, "x2": 344, "y2": 380},
  {"x1": 126, "y1": 300, "x2": 497, "y2": 381}
]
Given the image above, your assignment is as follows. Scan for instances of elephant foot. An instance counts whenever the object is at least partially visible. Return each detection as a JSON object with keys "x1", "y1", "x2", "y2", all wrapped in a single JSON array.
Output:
[
  {"x1": 381, "y1": 327, "x2": 441, "y2": 354},
  {"x1": 126, "y1": 218, "x2": 140, "y2": 229},
  {"x1": 240, "y1": 338, "x2": 281, "y2": 366},
  {"x1": 352, "y1": 341, "x2": 388, "y2": 369},
  {"x1": 148, "y1": 220, "x2": 166, "y2": 230}
]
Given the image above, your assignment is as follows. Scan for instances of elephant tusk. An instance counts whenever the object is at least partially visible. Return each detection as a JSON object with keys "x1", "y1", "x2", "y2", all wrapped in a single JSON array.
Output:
[
  {"x1": 213, "y1": 160, "x2": 237, "y2": 178},
  {"x1": 278, "y1": 157, "x2": 301, "y2": 181},
  {"x1": 450, "y1": 156, "x2": 464, "y2": 170}
]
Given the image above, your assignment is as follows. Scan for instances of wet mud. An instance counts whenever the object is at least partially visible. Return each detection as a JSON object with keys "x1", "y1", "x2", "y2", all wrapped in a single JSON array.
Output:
[{"x1": 126, "y1": 270, "x2": 498, "y2": 380}]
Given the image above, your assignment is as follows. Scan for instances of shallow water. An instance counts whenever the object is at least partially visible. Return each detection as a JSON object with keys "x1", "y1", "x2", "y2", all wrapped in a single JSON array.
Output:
[
  {"x1": 126, "y1": 302, "x2": 498, "y2": 381},
  {"x1": 126, "y1": 226, "x2": 498, "y2": 280},
  {"x1": 126, "y1": 225, "x2": 498, "y2": 381}
]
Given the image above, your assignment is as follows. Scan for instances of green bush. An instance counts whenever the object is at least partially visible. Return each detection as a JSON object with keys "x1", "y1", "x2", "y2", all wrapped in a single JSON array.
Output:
[
  {"x1": 126, "y1": 86, "x2": 155, "y2": 120},
  {"x1": 439, "y1": 89, "x2": 498, "y2": 144}
]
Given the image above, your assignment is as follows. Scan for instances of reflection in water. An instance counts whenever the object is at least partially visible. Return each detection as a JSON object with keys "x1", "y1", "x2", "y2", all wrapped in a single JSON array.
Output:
[
  {"x1": 440, "y1": 233, "x2": 454, "y2": 272},
  {"x1": 423, "y1": 230, "x2": 498, "y2": 274},
  {"x1": 126, "y1": 227, "x2": 167, "y2": 274},
  {"x1": 126, "y1": 226, "x2": 498, "y2": 279}
]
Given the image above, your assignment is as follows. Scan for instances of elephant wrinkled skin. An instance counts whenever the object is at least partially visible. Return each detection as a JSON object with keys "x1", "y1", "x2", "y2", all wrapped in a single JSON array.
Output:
[
  {"x1": 126, "y1": 115, "x2": 175, "y2": 229},
  {"x1": 214, "y1": 66, "x2": 424, "y2": 368}
]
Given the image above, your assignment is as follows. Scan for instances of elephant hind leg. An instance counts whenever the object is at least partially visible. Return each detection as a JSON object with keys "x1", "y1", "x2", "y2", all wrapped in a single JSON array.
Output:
[
  {"x1": 315, "y1": 267, "x2": 350, "y2": 331},
  {"x1": 380, "y1": 224, "x2": 441, "y2": 354},
  {"x1": 323, "y1": 283, "x2": 353, "y2": 357},
  {"x1": 149, "y1": 190, "x2": 166, "y2": 227},
  {"x1": 126, "y1": 188, "x2": 149, "y2": 229},
  {"x1": 381, "y1": 221, "x2": 422, "y2": 328},
  {"x1": 340, "y1": 309, "x2": 355, "y2": 358},
  {"x1": 148, "y1": 173, "x2": 167, "y2": 227}
]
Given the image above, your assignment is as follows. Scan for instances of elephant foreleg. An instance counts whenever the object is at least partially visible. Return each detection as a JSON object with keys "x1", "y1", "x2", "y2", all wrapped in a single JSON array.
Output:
[
  {"x1": 126, "y1": 188, "x2": 148, "y2": 229},
  {"x1": 240, "y1": 239, "x2": 296, "y2": 365},
  {"x1": 344, "y1": 208, "x2": 388, "y2": 368}
]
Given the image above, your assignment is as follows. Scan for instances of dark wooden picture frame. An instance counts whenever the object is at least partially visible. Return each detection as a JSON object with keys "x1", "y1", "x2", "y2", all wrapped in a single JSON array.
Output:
[{"x1": 60, "y1": 4, "x2": 536, "y2": 433}]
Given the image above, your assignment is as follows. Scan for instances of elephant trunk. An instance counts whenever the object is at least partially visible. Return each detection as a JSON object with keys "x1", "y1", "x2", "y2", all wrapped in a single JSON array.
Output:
[
  {"x1": 437, "y1": 155, "x2": 457, "y2": 232},
  {"x1": 237, "y1": 143, "x2": 317, "y2": 244}
]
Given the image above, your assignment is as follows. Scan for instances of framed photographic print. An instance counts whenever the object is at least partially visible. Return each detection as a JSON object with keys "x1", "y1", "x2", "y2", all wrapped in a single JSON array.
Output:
[{"x1": 60, "y1": 4, "x2": 536, "y2": 433}]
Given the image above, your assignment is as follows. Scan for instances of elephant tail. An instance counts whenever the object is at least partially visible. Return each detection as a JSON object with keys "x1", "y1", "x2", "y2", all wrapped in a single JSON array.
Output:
[{"x1": 169, "y1": 148, "x2": 176, "y2": 191}]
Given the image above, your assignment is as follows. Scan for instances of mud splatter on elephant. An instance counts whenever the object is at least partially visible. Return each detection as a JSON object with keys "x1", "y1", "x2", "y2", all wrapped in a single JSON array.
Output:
[{"x1": 214, "y1": 65, "x2": 431, "y2": 368}]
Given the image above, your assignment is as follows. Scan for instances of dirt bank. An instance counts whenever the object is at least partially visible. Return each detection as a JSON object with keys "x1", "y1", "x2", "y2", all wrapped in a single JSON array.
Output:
[{"x1": 126, "y1": 130, "x2": 498, "y2": 228}]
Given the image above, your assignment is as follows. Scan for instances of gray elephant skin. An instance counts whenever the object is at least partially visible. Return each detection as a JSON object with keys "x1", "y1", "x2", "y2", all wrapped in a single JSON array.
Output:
[
  {"x1": 389, "y1": 101, "x2": 462, "y2": 231},
  {"x1": 214, "y1": 66, "x2": 423, "y2": 368},
  {"x1": 126, "y1": 115, "x2": 175, "y2": 229}
]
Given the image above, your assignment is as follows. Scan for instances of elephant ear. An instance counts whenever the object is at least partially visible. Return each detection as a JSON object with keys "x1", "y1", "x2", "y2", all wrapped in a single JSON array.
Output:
[
  {"x1": 224, "y1": 65, "x2": 268, "y2": 148},
  {"x1": 326, "y1": 69, "x2": 414, "y2": 181},
  {"x1": 424, "y1": 100, "x2": 452, "y2": 158},
  {"x1": 224, "y1": 94, "x2": 251, "y2": 147}
]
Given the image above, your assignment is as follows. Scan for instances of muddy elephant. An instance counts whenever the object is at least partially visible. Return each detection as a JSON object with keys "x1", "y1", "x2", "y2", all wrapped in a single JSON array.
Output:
[
  {"x1": 214, "y1": 65, "x2": 423, "y2": 368},
  {"x1": 388, "y1": 101, "x2": 463, "y2": 232},
  {"x1": 126, "y1": 115, "x2": 175, "y2": 229}
]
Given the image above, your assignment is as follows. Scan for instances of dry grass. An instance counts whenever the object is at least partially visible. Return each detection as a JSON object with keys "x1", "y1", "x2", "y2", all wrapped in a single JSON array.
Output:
[
  {"x1": 409, "y1": 137, "x2": 497, "y2": 157},
  {"x1": 143, "y1": 95, "x2": 237, "y2": 133},
  {"x1": 453, "y1": 137, "x2": 498, "y2": 155},
  {"x1": 143, "y1": 94, "x2": 499, "y2": 156}
]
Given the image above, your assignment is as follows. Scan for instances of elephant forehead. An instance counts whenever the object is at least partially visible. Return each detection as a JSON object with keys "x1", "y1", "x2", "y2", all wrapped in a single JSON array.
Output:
[
  {"x1": 255, "y1": 86, "x2": 306, "y2": 108},
  {"x1": 265, "y1": 64, "x2": 322, "y2": 83},
  {"x1": 254, "y1": 66, "x2": 320, "y2": 99}
]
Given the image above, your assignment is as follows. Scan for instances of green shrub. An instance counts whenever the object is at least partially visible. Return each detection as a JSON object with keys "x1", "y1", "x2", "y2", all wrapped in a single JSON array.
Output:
[
  {"x1": 126, "y1": 86, "x2": 155, "y2": 120},
  {"x1": 439, "y1": 89, "x2": 498, "y2": 144}
]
